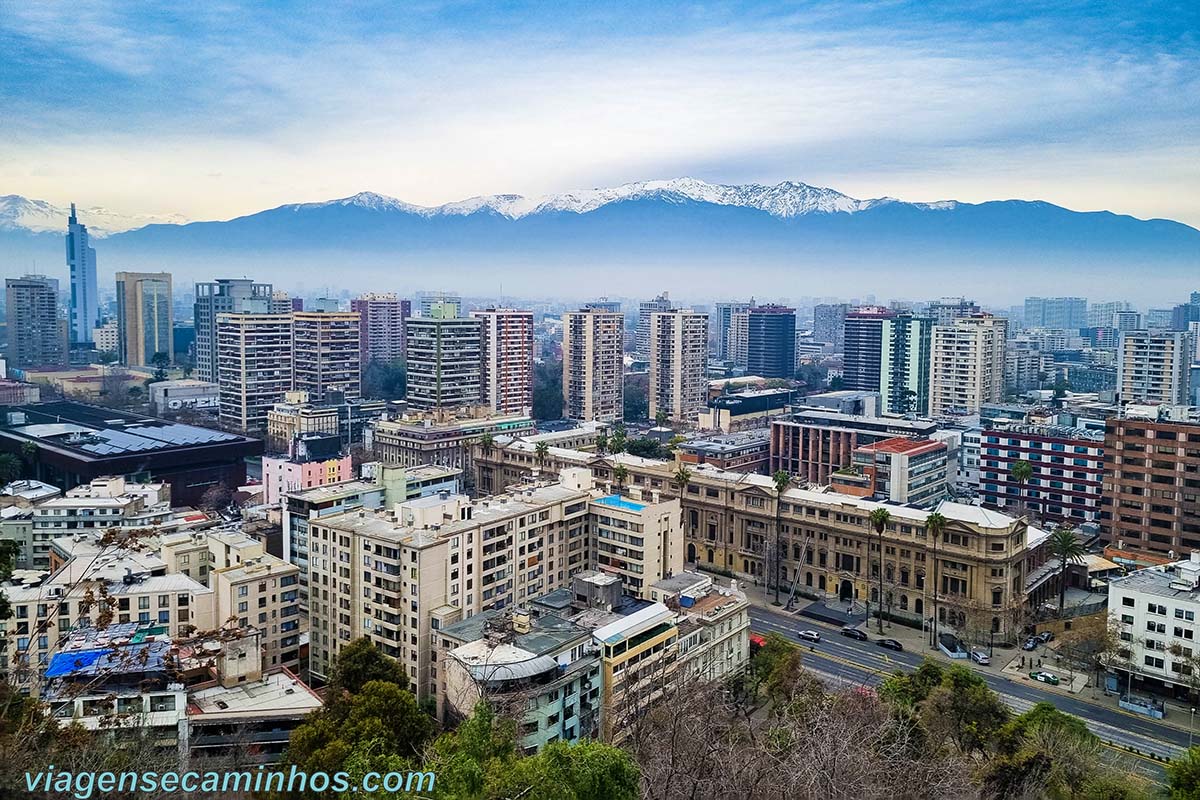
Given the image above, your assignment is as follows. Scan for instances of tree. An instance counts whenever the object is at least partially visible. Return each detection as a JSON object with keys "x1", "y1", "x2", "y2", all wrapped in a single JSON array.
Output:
[
  {"x1": 654, "y1": 408, "x2": 668, "y2": 428},
  {"x1": 362, "y1": 358, "x2": 407, "y2": 400},
  {"x1": 328, "y1": 637, "x2": 409, "y2": 697},
  {"x1": 828, "y1": 375, "x2": 845, "y2": 390},
  {"x1": 0, "y1": 453, "x2": 21, "y2": 485},
  {"x1": 925, "y1": 512, "x2": 948, "y2": 646},
  {"x1": 534, "y1": 441, "x2": 550, "y2": 471},
  {"x1": 673, "y1": 465, "x2": 692, "y2": 527},
  {"x1": 625, "y1": 437, "x2": 671, "y2": 459},
  {"x1": 771, "y1": 470, "x2": 790, "y2": 605},
  {"x1": 149, "y1": 351, "x2": 170, "y2": 382},
  {"x1": 1169, "y1": 747, "x2": 1200, "y2": 800},
  {"x1": 612, "y1": 464, "x2": 629, "y2": 490},
  {"x1": 869, "y1": 507, "x2": 891, "y2": 633},
  {"x1": 595, "y1": 432, "x2": 608, "y2": 454},
  {"x1": 532, "y1": 359, "x2": 564, "y2": 420},
  {"x1": 623, "y1": 373, "x2": 648, "y2": 423},
  {"x1": 1010, "y1": 459, "x2": 1034, "y2": 521},
  {"x1": 1048, "y1": 524, "x2": 1086, "y2": 614},
  {"x1": 919, "y1": 664, "x2": 1010, "y2": 754},
  {"x1": 198, "y1": 483, "x2": 233, "y2": 511},
  {"x1": 479, "y1": 433, "x2": 495, "y2": 459}
]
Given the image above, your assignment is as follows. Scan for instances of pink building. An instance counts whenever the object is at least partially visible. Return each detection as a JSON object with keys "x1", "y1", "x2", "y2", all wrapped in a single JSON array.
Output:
[{"x1": 262, "y1": 453, "x2": 353, "y2": 505}]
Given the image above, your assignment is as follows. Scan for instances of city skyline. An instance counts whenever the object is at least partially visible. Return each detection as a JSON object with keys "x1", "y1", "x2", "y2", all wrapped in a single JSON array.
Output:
[{"x1": 1, "y1": 2, "x2": 1197, "y2": 226}]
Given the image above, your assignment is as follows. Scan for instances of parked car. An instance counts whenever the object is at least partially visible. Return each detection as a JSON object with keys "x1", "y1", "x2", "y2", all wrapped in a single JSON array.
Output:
[
  {"x1": 798, "y1": 630, "x2": 822, "y2": 643},
  {"x1": 1022, "y1": 638, "x2": 1039, "y2": 651},
  {"x1": 1029, "y1": 670, "x2": 1060, "y2": 686},
  {"x1": 1037, "y1": 631, "x2": 1055, "y2": 643},
  {"x1": 876, "y1": 638, "x2": 904, "y2": 652},
  {"x1": 970, "y1": 651, "x2": 991, "y2": 666},
  {"x1": 841, "y1": 626, "x2": 869, "y2": 641}
]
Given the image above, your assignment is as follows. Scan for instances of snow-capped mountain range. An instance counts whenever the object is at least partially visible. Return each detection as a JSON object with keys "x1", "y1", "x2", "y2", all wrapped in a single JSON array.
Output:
[
  {"x1": 281, "y1": 178, "x2": 955, "y2": 221},
  {"x1": 0, "y1": 195, "x2": 187, "y2": 237},
  {"x1": 3, "y1": 178, "x2": 959, "y2": 234}
]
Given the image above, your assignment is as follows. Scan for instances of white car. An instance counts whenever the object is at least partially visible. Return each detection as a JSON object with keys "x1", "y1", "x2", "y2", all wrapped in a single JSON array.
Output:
[
  {"x1": 970, "y1": 651, "x2": 991, "y2": 666},
  {"x1": 798, "y1": 630, "x2": 821, "y2": 643}
]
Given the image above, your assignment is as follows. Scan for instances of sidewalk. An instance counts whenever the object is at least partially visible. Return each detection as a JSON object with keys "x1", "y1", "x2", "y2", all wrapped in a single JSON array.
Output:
[{"x1": 733, "y1": 574, "x2": 1200, "y2": 734}]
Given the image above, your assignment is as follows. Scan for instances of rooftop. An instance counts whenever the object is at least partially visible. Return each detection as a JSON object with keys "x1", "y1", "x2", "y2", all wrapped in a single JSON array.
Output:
[
  {"x1": 678, "y1": 430, "x2": 771, "y2": 454},
  {"x1": 855, "y1": 436, "x2": 946, "y2": 456},
  {"x1": 1110, "y1": 556, "x2": 1200, "y2": 601},
  {"x1": 188, "y1": 669, "x2": 323, "y2": 718},
  {"x1": 592, "y1": 494, "x2": 645, "y2": 512},
  {"x1": 441, "y1": 609, "x2": 589, "y2": 656},
  {"x1": 0, "y1": 401, "x2": 254, "y2": 457}
]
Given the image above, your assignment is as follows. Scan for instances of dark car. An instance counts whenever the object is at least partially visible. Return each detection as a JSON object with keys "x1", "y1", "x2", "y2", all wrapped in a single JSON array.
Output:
[
  {"x1": 841, "y1": 626, "x2": 869, "y2": 641},
  {"x1": 876, "y1": 638, "x2": 904, "y2": 652}
]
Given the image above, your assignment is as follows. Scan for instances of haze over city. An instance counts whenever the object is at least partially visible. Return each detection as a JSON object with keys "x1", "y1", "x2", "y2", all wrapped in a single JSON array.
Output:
[{"x1": 3, "y1": 3, "x2": 1200, "y2": 800}]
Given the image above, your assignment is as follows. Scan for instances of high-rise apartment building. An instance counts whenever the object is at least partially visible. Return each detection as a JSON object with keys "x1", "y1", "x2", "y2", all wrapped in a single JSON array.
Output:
[
  {"x1": 216, "y1": 312, "x2": 294, "y2": 432},
  {"x1": 926, "y1": 297, "x2": 980, "y2": 326},
  {"x1": 1088, "y1": 301, "x2": 1135, "y2": 329},
  {"x1": 843, "y1": 307, "x2": 932, "y2": 414},
  {"x1": 115, "y1": 271, "x2": 173, "y2": 366},
  {"x1": 1116, "y1": 330, "x2": 1193, "y2": 405},
  {"x1": 637, "y1": 292, "x2": 672, "y2": 355},
  {"x1": 292, "y1": 308, "x2": 362, "y2": 403},
  {"x1": 649, "y1": 310, "x2": 709, "y2": 424},
  {"x1": 65, "y1": 204, "x2": 99, "y2": 345},
  {"x1": 4, "y1": 275, "x2": 66, "y2": 368},
  {"x1": 472, "y1": 308, "x2": 535, "y2": 415},
  {"x1": 714, "y1": 301, "x2": 751, "y2": 360},
  {"x1": 928, "y1": 315, "x2": 1007, "y2": 417},
  {"x1": 404, "y1": 308, "x2": 483, "y2": 411},
  {"x1": 563, "y1": 307, "x2": 624, "y2": 423},
  {"x1": 269, "y1": 291, "x2": 302, "y2": 314},
  {"x1": 1101, "y1": 417, "x2": 1200, "y2": 558},
  {"x1": 812, "y1": 303, "x2": 848, "y2": 350},
  {"x1": 416, "y1": 291, "x2": 462, "y2": 318},
  {"x1": 1023, "y1": 297, "x2": 1087, "y2": 330},
  {"x1": 745, "y1": 305, "x2": 796, "y2": 379},
  {"x1": 194, "y1": 279, "x2": 273, "y2": 383},
  {"x1": 351, "y1": 292, "x2": 409, "y2": 363}
]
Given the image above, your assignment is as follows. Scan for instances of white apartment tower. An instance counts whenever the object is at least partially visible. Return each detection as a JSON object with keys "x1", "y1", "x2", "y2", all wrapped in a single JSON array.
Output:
[
  {"x1": 563, "y1": 307, "x2": 624, "y2": 423},
  {"x1": 216, "y1": 312, "x2": 294, "y2": 432},
  {"x1": 1117, "y1": 330, "x2": 1194, "y2": 405},
  {"x1": 928, "y1": 314, "x2": 1007, "y2": 417},
  {"x1": 472, "y1": 308, "x2": 535, "y2": 415},
  {"x1": 649, "y1": 310, "x2": 709, "y2": 425}
]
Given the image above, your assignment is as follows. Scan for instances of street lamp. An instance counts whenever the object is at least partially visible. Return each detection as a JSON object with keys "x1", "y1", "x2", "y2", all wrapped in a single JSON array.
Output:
[{"x1": 1191, "y1": 707, "x2": 1196, "y2": 749}]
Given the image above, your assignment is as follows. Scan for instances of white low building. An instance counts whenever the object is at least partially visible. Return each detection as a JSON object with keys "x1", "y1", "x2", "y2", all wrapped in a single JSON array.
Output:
[{"x1": 1108, "y1": 552, "x2": 1200, "y2": 697}]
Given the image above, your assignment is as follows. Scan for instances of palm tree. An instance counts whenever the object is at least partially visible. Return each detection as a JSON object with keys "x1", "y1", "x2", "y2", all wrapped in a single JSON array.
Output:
[
  {"x1": 534, "y1": 441, "x2": 550, "y2": 472},
  {"x1": 771, "y1": 470, "x2": 791, "y2": 605},
  {"x1": 655, "y1": 409, "x2": 669, "y2": 428},
  {"x1": 869, "y1": 508, "x2": 892, "y2": 633},
  {"x1": 595, "y1": 433, "x2": 609, "y2": 454},
  {"x1": 1049, "y1": 524, "x2": 1086, "y2": 614},
  {"x1": 1010, "y1": 459, "x2": 1034, "y2": 521},
  {"x1": 613, "y1": 464, "x2": 629, "y2": 490},
  {"x1": 479, "y1": 433, "x2": 495, "y2": 457},
  {"x1": 673, "y1": 465, "x2": 692, "y2": 528},
  {"x1": 925, "y1": 512, "x2": 948, "y2": 648},
  {"x1": 0, "y1": 453, "x2": 21, "y2": 485}
]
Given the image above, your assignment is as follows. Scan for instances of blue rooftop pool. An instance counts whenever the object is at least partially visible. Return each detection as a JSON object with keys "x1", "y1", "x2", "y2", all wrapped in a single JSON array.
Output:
[{"x1": 593, "y1": 494, "x2": 645, "y2": 512}]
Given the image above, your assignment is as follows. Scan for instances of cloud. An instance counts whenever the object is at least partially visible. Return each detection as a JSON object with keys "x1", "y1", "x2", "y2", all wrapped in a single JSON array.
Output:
[{"x1": 0, "y1": 1, "x2": 1196, "y2": 225}]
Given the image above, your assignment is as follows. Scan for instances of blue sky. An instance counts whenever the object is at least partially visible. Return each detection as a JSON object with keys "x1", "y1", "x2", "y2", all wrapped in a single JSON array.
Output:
[{"x1": 1, "y1": 1, "x2": 1197, "y2": 224}]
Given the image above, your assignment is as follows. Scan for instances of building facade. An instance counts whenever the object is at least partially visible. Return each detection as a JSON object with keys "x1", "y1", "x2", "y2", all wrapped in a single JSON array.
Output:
[
  {"x1": 292, "y1": 310, "x2": 362, "y2": 403},
  {"x1": 813, "y1": 303, "x2": 849, "y2": 350},
  {"x1": 66, "y1": 204, "x2": 99, "y2": 345},
  {"x1": 769, "y1": 408, "x2": 938, "y2": 485},
  {"x1": 636, "y1": 292, "x2": 672, "y2": 356},
  {"x1": 713, "y1": 301, "x2": 751, "y2": 360},
  {"x1": 351, "y1": 292, "x2": 409, "y2": 364},
  {"x1": 649, "y1": 309, "x2": 709, "y2": 425},
  {"x1": 4, "y1": 275, "x2": 66, "y2": 368},
  {"x1": 1024, "y1": 297, "x2": 1087, "y2": 330},
  {"x1": 472, "y1": 308, "x2": 535, "y2": 415},
  {"x1": 115, "y1": 271, "x2": 174, "y2": 366},
  {"x1": 563, "y1": 308, "x2": 624, "y2": 423},
  {"x1": 1100, "y1": 417, "x2": 1200, "y2": 559},
  {"x1": 928, "y1": 314, "x2": 1007, "y2": 417},
  {"x1": 1116, "y1": 331, "x2": 1194, "y2": 405},
  {"x1": 745, "y1": 305, "x2": 796, "y2": 379},
  {"x1": 193, "y1": 279, "x2": 273, "y2": 384},
  {"x1": 844, "y1": 307, "x2": 933, "y2": 415},
  {"x1": 405, "y1": 314, "x2": 484, "y2": 411},
  {"x1": 979, "y1": 423, "x2": 1105, "y2": 524},
  {"x1": 216, "y1": 312, "x2": 294, "y2": 433}
]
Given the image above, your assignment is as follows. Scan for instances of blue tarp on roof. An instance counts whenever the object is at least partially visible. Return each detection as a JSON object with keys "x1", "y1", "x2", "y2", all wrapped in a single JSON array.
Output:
[{"x1": 45, "y1": 648, "x2": 112, "y2": 678}]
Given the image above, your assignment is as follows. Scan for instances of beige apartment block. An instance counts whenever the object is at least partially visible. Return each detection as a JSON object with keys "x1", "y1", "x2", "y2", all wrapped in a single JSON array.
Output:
[
  {"x1": 217, "y1": 312, "x2": 294, "y2": 432},
  {"x1": 563, "y1": 308, "x2": 624, "y2": 423},
  {"x1": 472, "y1": 308, "x2": 535, "y2": 415},
  {"x1": 649, "y1": 309, "x2": 709, "y2": 425},
  {"x1": 929, "y1": 314, "x2": 1007, "y2": 417}
]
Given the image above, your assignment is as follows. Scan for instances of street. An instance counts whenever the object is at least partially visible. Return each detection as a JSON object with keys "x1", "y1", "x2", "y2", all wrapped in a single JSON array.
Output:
[{"x1": 750, "y1": 605, "x2": 1182, "y2": 781}]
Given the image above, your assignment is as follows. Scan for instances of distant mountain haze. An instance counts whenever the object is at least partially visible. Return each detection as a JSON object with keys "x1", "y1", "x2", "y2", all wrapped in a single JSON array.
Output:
[{"x1": 2, "y1": 179, "x2": 1196, "y2": 304}]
